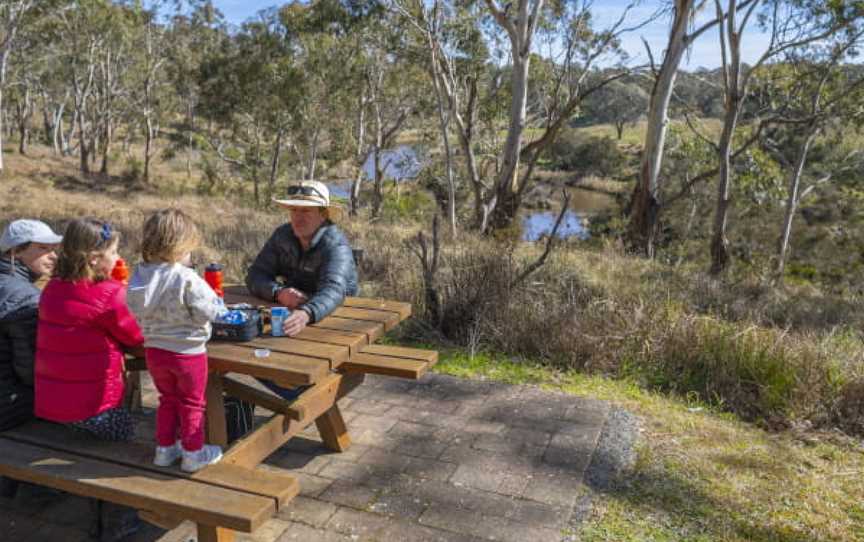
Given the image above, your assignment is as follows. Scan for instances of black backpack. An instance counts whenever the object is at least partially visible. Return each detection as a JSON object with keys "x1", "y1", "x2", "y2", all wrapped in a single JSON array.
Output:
[{"x1": 224, "y1": 395, "x2": 254, "y2": 443}]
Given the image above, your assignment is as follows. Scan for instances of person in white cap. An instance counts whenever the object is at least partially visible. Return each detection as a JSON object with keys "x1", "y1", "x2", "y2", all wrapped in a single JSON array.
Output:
[
  {"x1": 0, "y1": 219, "x2": 61, "y2": 431},
  {"x1": 245, "y1": 181, "x2": 358, "y2": 400}
]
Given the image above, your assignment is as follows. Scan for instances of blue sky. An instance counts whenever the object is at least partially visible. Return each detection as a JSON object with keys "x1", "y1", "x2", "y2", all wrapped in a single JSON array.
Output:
[{"x1": 209, "y1": 0, "x2": 767, "y2": 69}]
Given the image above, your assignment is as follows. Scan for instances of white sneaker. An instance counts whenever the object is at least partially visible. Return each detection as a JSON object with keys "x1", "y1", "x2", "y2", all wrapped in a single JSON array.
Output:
[
  {"x1": 153, "y1": 441, "x2": 182, "y2": 467},
  {"x1": 180, "y1": 444, "x2": 223, "y2": 473}
]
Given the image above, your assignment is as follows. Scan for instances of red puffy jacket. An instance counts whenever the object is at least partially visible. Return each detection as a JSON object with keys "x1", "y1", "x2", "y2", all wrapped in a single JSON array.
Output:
[{"x1": 35, "y1": 278, "x2": 144, "y2": 422}]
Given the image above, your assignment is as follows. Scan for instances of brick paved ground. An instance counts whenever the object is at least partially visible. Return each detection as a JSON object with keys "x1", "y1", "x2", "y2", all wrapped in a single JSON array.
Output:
[{"x1": 0, "y1": 373, "x2": 613, "y2": 541}]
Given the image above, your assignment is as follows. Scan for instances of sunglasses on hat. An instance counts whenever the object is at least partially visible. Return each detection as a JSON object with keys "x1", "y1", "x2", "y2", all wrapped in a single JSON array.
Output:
[{"x1": 286, "y1": 185, "x2": 326, "y2": 199}]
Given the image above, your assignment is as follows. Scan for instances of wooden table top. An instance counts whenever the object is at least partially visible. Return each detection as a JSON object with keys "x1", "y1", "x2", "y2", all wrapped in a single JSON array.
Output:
[{"x1": 206, "y1": 287, "x2": 412, "y2": 387}]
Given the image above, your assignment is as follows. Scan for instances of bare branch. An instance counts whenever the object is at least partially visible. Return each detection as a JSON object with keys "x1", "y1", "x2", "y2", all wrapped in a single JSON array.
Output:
[{"x1": 511, "y1": 189, "x2": 571, "y2": 288}]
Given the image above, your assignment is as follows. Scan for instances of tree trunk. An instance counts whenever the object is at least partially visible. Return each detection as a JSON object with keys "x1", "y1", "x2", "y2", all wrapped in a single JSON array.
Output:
[
  {"x1": 709, "y1": 1, "x2": 745, "y2": 276},
  {"x1": 143, "y1": 115, "x2": 153, "y2": 183},
  {"x1": 350, "y1": 88, "x2": 367, "y2": 216},
  {"x1": 268, "y1": 127, "x2": 283, "y2": 201},
  {"x1": 78, "y1": 112, "x2": 90, "y2": 174},
  {"x1": 100, "y1": 121, "x2": 112, "y2": 174},
  {"x1": 615, "y1": 121, "x2": 624, "y2": 140},
  {"x1": 53, "y1": 103, "x2": 65, "y2": 155},
  {"x1": 627, "y1": 0, "x2": 694, "y2": 256},
  {"x1": 186, "y1": 100, "x2": 194, "y2": 179},
  {"x1": 776, "y1": 127, "x2": 817, "y2": 281},
  {"x1": 372, "y1": 148, "x2": 384, "y2": 218},
  {"x1": 489, "y1": 56, "x2": 531, "y2": 231},
  {"x1": 0, "y1": 55, "x2": 6, "y2": 173}
]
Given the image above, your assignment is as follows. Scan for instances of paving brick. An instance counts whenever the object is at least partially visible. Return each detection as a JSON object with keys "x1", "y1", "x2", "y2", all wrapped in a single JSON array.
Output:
[
  {"x1": 369, "y1": 489, "x2": 428, "y2": 520},
  {"x1": 522, "y1": 471, "x2": 588, "y2": 507},
  {"x1": 348, "y1": 399, "x2": 394, "y2": 416},
  {"x1": 350, "y1": 413, "x2": 400, "y2": 433},
  {"x1": 266, "y1": 450, "x2": 331, "y2": 474},
  {"x1": 318, "y1": 480, "x2": 379, "y2": 509},
  {"x1": 418, "y1": 504, "x2": 495, "y2": 538},
  {"x1": 382, "y1": 518, "x2": 485, "y2": 541},
  {"x1": 462, "y1": 419, "x2": 508, "y2": 435},
  {"x1": 508, "y1": 499, "x2": 573, "y2": 530},
  {"x1": 287, "y1": 471, "x2": 334, "y2": 497},
  {"x1": 542, "y1": 447, "x2": 593, "y2": 472},
  {"x1": 389, "y1": 420, "x2": 435, "y2": 438},
  {"x1": 402, "y1": 455, "x2": 458, "y2": 482},
  {"x1": 324, "y1": 507, "x2": 391, "y2": 539},
  {"x1": 275, "y1": 521, "x2": 353, "y2": 541},
  {"x1": 277, "y1": 496, "x2": 337, "y2": 528},
  {"x1": 394, "y1": 437, "x2": 449, "y2": 459},
  {"x1": 450, "y1": 464, "x2": 504, "y2": 492},
  {"x1": 235, "y1": 517, "x2": 291, "y2": 541}
]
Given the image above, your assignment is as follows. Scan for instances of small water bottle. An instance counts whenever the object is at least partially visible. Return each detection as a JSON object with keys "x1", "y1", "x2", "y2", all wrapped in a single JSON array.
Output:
[
  {"x1": 270, "y1": 307, "x2": 290, "y2": 337},
  {"x1": 204, "y1": 262, "x2": 224, "y2": 298}
]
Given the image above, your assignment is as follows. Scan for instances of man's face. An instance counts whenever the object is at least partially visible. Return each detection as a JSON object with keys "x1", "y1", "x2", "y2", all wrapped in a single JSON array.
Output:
[
  {"x1": 16, "y1": 242, "x2": 59, "y2": 277},
  {"x1": 289, "y1": 207, "x2": 326, "y2": 241}
]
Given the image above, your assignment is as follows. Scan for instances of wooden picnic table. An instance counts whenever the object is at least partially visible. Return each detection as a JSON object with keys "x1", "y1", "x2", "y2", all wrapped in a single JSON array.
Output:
[
  {"x1": 0, "y1": 287, "x2": 437, "y2": 542},
  {"x1": 204, "y1": 286, "x2": 437, "y2": 471}
]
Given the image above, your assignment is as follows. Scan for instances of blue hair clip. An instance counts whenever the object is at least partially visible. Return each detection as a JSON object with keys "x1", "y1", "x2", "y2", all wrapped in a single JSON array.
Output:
[{"x1": 100, "y1": 223, "x2": 113, "y2": 243}]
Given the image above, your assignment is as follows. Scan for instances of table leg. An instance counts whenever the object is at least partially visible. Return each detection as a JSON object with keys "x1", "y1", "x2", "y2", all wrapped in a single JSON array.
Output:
[
  {"x1": 315, "y1": 404, "x2": 351, "y2": 452},
  {"x1": 198, "y1": 524, "x2": 235, "y2": 542},
  {"x1": 205, "y1": 371, "x2": 228, "y2": 448}
]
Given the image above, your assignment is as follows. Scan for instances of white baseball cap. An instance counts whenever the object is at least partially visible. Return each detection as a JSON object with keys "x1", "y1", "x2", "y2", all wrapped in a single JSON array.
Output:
[{"x1": 0, "y1": 219, "x2": 63, "y2": 253}]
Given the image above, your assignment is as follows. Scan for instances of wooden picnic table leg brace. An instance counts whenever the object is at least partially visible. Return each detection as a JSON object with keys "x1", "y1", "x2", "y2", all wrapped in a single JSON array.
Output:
[
  {"x1": 198, "y1": 525, "x2": 236, "y2": 542},
  {"x1": 315, "y1": 404, "x2": 351, "y2": 452},
  {"x1": 222, "y1": 373, "x2": 365, "y2": 469},
  {"x1": 206, "y1": 370, "x2": 229, "y2": 448}
]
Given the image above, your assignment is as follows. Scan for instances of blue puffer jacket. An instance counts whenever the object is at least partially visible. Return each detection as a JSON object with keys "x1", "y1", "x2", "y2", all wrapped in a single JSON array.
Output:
[
  {"x1": 0, "y1": 257, "x2": 40, "y2": 430},
  {"x1": 245, "y1": 222, "x2": 358, "y2": 323}
]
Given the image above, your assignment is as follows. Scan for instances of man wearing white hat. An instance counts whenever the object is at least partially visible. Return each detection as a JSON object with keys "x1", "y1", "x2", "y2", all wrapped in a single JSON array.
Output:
[
  {"x1": 0, "y1": 219, "x2": 62, "y2": 431},
  {"x1": 246, "y1": 181, "x2": 358, "y2": 335}
]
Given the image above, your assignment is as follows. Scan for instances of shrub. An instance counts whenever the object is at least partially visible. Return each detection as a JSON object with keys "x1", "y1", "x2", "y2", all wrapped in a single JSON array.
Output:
[{"x1": 548, "y1": 129, "x2": 627, "y2": 177}]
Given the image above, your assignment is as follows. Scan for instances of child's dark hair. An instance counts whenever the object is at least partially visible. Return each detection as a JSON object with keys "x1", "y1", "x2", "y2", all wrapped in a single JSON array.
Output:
[
  {"x1": 55, "y1": 219, "x2": 119, "y2": 281},
  {"x1": 141, "y1": 209, "x2": 200, "y2": 264}
]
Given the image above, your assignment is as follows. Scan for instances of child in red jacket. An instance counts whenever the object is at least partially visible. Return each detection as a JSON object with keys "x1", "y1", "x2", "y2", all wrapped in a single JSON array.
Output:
[{"x1": 35, "y1": 219, "x2": 144, "y2": 441}]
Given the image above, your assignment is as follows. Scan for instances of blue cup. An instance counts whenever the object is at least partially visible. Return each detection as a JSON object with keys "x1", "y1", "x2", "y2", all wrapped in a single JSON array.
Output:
[{"x1": 270, "y1": 307, "x2": 290, "y2": 337}]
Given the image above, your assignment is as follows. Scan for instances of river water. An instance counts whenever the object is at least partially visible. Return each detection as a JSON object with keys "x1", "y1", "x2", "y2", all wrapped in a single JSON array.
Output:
[{"x1": 325, "y1": 146, "x2": 616, "y2": 241}]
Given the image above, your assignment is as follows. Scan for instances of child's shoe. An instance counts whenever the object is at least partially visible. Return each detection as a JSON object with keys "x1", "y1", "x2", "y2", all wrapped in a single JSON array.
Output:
[
  {"x1": 153, "y1": 441, "x2": 182, "y2": 467},
  {"x1": 180, "y1": 444, "x2": 222, "y2": 473}
]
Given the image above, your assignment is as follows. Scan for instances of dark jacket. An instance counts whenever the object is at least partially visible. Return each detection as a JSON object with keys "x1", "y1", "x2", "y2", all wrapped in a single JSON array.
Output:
[
  {"x1": 0, "y1": 257, "x2": 40, "y2": 430},
  {"x1": 246, "y1": 222, "x2": 358, "y2": 323}
]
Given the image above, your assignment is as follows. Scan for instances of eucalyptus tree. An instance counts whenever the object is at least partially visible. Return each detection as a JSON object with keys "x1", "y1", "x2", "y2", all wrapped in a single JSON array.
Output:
[
  {"x1": 628, "y1": 0, "x2": 739, "y2": 257},
  {"x1": 165, "y1": 0, "x2": 226, "y2": 178},
  {"x1": 581, "y1": 78, "x2": 649, "y2": 139},
  {"x1": 197, "y1": 7, "x2": 302, "y2": 204},
  {"x1": 481, "y1": 0, "x2": 655, "y2": 232},
  {"x1": 708, "y1": 0, "x2": 864, "y2": 275},
  {"x1": 765, "y1": 32, "x2": 864, "y2": 281},
  {"x1": 0, "y1": 0, "x2": 39, "y2": 171}
]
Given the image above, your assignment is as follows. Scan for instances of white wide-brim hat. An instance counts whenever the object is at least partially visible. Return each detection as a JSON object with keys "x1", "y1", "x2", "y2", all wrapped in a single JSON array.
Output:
[{"x1": 273, "y1": 181, "x2": 344, "y2": 218}]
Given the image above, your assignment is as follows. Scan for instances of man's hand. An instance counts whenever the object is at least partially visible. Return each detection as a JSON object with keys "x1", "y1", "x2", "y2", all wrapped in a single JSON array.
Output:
[
  {"x1": 282, "y1": 309, "x2": 311, "y2": 337},
  {"x1": 276, "y1": 287, "x2": 308, "y2": 309}
]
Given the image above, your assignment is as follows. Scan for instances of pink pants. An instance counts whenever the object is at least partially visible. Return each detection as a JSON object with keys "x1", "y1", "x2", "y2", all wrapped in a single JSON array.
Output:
[{"x1": 145, "y1": 348, "x2": 208, "y2": 451}]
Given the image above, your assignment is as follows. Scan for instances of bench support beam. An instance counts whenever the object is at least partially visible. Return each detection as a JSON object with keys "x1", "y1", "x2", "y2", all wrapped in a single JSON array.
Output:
[
  {"x1": 199, "y1": 524, "x2": 236, "y2": 542},
  {"x1": 316, "y1": 405, "x2": 351, "y2": 452}
]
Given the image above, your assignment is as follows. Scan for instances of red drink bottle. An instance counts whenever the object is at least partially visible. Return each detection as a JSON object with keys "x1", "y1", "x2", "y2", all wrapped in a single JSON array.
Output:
[
  {"x1": 111, "y1": 258, "x2": 130, "y2": 284},
  {"x1": 204, "y1": 262, "x2": 224, "y2": 298}
]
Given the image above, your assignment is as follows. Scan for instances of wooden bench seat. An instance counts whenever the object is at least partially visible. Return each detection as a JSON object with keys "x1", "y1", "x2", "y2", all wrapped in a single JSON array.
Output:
[
  {"x1": 340, "y1": 344, "x2": 439, "y2": 379},
  {"x1": 0, "y1": 420, "x2": 300, "y2": 541}
]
